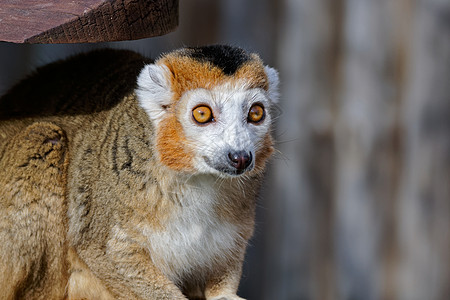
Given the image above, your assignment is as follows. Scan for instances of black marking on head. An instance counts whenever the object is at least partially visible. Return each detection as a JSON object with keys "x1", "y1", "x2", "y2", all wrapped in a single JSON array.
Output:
[{"x1": 184, "y1": 45, "x2": 252, "y2": 76}]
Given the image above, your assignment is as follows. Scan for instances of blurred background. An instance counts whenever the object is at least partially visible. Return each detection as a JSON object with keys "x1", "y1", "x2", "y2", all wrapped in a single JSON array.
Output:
[{"x1": 1, "y1": 0, "x2": 450, "y2": 299}]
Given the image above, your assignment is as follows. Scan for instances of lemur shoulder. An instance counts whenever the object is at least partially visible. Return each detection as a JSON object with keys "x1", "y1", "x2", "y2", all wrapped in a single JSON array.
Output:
[{"x1": 0, "y1": 45, "x2": 279, "y2": 300}]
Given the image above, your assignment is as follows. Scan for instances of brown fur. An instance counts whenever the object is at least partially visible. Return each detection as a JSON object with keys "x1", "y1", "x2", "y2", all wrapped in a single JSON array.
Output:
[
  {"x1": 0, "y1": 122, "x2": 69, "y2": 299},
  {"x1": 66, "y1": 247, "x2": 114, "y2": 300},
  {"x1": 254, "y1": 133, "x2": 275, "y2": 174},
  {"x1": 234, "y1": 54, "x2": 270, "y2": 90},
  {"x1": 157, "y1": 116, "x2": 195, "y2": 171},
  {"x1": 158, "y1": 53, "x2": 268, "y2": 102},
  {"x1": 0, "y1": 48, "x2": 275, "y2": 299}
]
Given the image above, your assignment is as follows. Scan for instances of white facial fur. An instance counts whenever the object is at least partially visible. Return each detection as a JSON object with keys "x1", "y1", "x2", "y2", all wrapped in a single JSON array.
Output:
[
  {"x1": 136, "y1": 64, "x2": 174, "y2": 126},
  {"x1": 177, "y1": 83, "x2": 272, "y2": 176},
  {"x1": 136, "y1": 62, "x2": 279, "y2": 176}
]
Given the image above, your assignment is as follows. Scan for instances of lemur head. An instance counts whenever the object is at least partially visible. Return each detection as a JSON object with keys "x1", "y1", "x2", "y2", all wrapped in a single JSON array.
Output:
[{"x1": 136, "y1": 45, "x2": 279, "y2": 177}]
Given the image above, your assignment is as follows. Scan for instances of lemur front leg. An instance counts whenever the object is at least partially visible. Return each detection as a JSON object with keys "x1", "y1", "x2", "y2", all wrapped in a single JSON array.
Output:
[
  {"x1": 70, "y1": 230, "x2": 187, "y2": 300},
  {"x1": 204, "y1": 253, "x2": 246, "y2": 300}
]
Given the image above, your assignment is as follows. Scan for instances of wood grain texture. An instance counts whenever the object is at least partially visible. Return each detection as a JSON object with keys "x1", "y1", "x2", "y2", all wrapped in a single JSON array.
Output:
[{"x1": 0, "y1": 0, "x2": 178, "y2": 43}]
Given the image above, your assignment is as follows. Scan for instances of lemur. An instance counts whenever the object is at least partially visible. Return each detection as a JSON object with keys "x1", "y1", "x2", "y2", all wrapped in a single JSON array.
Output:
[{"x1": 0, "y1": 45, "x2": 279, "y2": 300}]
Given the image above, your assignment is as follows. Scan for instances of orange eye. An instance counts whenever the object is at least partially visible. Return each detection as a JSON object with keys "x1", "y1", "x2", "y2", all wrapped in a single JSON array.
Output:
[
  {"x1": 192, "y1": 105, "x2": 213, "y2": 124},
  {"x1": 248, "y1": 104, "x2": 265, "y2": 123}
]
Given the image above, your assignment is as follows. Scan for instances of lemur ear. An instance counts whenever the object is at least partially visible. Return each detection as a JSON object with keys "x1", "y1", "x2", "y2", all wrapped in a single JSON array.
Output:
[
  {"x1": 136, "y1": 64, "x2": 173, "y2": 124},
  {"x1": 264, "y1": 66, "x2": 280, "y2": 103}
]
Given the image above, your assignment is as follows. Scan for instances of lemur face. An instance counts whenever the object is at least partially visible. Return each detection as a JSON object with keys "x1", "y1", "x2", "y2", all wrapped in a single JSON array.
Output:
[
  {"x1": 137, "y1": 45, "x2": 279, "y2": 177},
  {"x1": 178, "y1": 84, "x2": 272, "y2": 176}
]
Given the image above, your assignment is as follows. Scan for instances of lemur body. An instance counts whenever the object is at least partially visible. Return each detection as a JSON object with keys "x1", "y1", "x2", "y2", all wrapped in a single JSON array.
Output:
[{"x1": 0, "y1": 46, "x2": 279, "y2": 299}]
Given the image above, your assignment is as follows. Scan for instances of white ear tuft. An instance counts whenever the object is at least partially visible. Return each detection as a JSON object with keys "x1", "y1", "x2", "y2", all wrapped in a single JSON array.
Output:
[
  {"x1": 264, "y1": 66, "x2": 280, "y2": 103},
  {"x1": 136, "y1": 64, "x2": 173, "y2": 124}
]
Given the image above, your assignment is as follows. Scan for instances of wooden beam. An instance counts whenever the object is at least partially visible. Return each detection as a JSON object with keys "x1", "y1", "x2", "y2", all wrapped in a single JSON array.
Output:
[{"x1": 0, "y1": 0, "x2": 179, "y2": 43}]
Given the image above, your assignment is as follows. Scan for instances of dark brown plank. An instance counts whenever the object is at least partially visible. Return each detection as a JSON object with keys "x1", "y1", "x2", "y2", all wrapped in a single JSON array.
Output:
[{"x1": 0, "y1": 0, "x2": 178, "y2": 43}]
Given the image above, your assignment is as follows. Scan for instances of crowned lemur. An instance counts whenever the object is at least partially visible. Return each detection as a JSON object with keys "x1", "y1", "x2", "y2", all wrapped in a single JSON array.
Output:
[{"x1": 0, "y1": 45, "x2": 279, "y2": 300}]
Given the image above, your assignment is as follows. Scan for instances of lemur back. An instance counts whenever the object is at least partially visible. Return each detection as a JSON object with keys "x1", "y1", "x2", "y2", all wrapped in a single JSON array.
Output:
[{"x1": 0, "y1": 45, "x2": 279, "y2": 300}]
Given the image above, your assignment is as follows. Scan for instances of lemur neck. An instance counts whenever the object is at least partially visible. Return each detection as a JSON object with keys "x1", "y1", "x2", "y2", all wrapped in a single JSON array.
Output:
[{"x1": 155, "y1": 169, "x2": 258, "y2": 217}]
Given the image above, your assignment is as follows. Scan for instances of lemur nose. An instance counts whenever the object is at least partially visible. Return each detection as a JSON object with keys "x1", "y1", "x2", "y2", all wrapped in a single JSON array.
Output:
[{"x1": 228, "y1": 151, "x2": 252, "y2": 172}]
